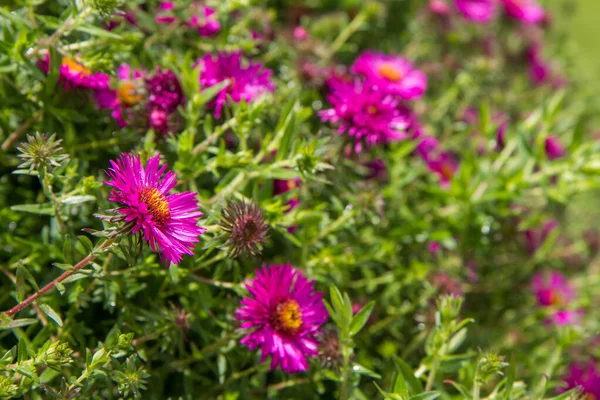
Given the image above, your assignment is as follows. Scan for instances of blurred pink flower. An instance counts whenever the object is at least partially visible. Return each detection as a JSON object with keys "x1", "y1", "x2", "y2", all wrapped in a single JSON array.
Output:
[
  {"x1": 454, "y1": 0, "x2": 496, "y2": 23},
  {"x1": 501, "y1": 0, "x2": 545, "y2": 24}
]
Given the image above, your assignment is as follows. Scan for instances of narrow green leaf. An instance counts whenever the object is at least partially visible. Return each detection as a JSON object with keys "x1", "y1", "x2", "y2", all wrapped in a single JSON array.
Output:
[
  {"x1": 17, "y1": 338, "x2": 29, "y2": 363},
  {"x1": 349, "y1": 301, "x2": 375, "y2": 337},
  {"x1": 10, "y1": 203, "x2": 55, "y2": 215},
  {"x1": 63, "y1": 235, "x2": 73, "y2": 265},
  {"x1": 0, "y1": 318, "x2": 38, "y2": 330},
  {"x1": 409, "y1": 391, "x2": 441, "y2": 400},
  {"x1": 55, "y1": 281, "x2": 66, "y2": 295},
  {"x1": 39, "y1": 304, "x2": 63, "y2": 327},
  {"x1": 393, "y1": 371, "x2": 408, "y2": 394},
  {"x1": 60, "y1": 195, "x2": 95, "y2": 205},
  {"x1": 77, "y1": 235, "x2": 94, "y2": 253},
  {"x1": 395, "y1": 357, "x2": 424, "y2": 395}
]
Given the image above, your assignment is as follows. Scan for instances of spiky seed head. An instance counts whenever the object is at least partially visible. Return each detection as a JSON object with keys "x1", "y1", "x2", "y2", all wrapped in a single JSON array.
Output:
[{"x1": 219, "y1": 200, "x2": 269, "y2": 258}]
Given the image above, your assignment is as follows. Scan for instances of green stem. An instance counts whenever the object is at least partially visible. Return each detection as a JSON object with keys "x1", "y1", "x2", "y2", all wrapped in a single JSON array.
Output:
[
  {"x1": 323, "y1": 11, "x2": 367, "y2": 64},
  {"x1": 473, "y1": 381, "x2": 481, "y2": 400},
  {"x1": 425, "y1": 355, "x2": 439, "y2": 392}
]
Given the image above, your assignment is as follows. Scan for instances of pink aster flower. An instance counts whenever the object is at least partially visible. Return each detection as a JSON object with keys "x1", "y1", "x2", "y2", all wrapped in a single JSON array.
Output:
[
  {"x1": 561, "y1": 361, "x2": 600, "y2": 398},
  {"x1": 38, "y1": 54, "x2": 109, "y2": 90},
  {"x1": 235, "y1": 264, "x2": 328, "y2": 373},
  {"x1": 524, "y1": 219, "x2": 558, "y2": 254},
  {"x1": 429, "y1": 0, "x2": 451, "y2": 16},
  {"x1": 547, "y1": 309, "x2": 584, "y2": 326},
  {"x1": 188, "y1": 4, "x2": 221, "y2": 37},
  {"x1": 531, "y1": 271, "x2": 574, "y2": 307},
  {"x1": 319, "y1": 78, "x2": 411, "y2": 152},
  {"x1": 501, "y1": 0, "x2": 545, "y2": 24},
  {"x1": 104, "y1": 153, "x2": 205, "y2": 266},
  {"x1": 545, "y1": 135, "x2": 565, "y2": 160},
  {"x1": 293, "y1": 26, "x2": 309, "y2": 41},
  {"x1": 454, "y1": 0, "x2": 496, "y2": 23},
  {"x1": 155, "y1": 1, "x2": 177, "y2": 24},
  {"x1": 95, "y1": 64, "x2": 144, "y2": 128},
  {"x1": 196, "y1": 51, "x2": 275, "y2": 118},
  {"x1": 145, "y1": 68, "x2": 185, "y2": 133},
  {"x1": 426, "y1": 152, "x2": 458, "y2": 187},
  {"x1": 351, "y1": 52, "x2": 427, "y2": 100}
]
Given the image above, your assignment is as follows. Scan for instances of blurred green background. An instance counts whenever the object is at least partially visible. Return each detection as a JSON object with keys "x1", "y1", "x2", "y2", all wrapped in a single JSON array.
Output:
[{"x1": 549, "y1": 0, "x2": 600, "y2": 85}]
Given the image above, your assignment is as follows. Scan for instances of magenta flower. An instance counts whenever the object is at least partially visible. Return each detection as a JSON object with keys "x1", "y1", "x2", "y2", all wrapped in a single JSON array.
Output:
[
  {"x1": 428, "y1": 241, "x2": 441, "y2": 255},
  {"x1": 426, "y1": 152, "x2": 458, "y2": 187},
  {"x1": 454, "y1": 0, "x2": 496, "y2": 23},
  {"x1": 524, "y1": 219, "x2": 558, "y2": 254},
  {"x1": 351, "y1": 52, "x2": 427, "y2": 100},
  {"x1": 145, "y1": 68, "x2": 185, "y2": 133},
  {"x1": 155, "y1": 1, "x2": 177, "y2": 24},
  {"x1": 545, "y1": 135, "x2": 565, "y2": 160},
  {"x1": 104, "y1": 153, "x2": 205, "y2": 266},
  {"x1": 319, "y1": 79, "x2": 411, "y2": 152},
  {"x1": 95, "y1": 64, "x2": 144, "y2": 128},
  {"x1": 501, "y1": 0, "x2": 545, "y2": 24},
  {"x1": 274, "y1": 177, "x2": 301, "y2": 215},
  {"x1": 547, "y1": 309, "x2": 584, "y2": 326},
  {"x1": 293, "y1": 26, "x2": 309, "y2": 41},
  {"x1": 531, "y1": 271, "x2": 574, "y2": 307},
  {"x1": 235, "y1": 264, "x2": 328, "y2": 373},
  {"x1": 561, "y1": 361, "x2": 600, "y2": 398},
  {"x1": 38, "y1": 54, "x2": 109, "y2": 90},
  {"x1": 196, "y1": 51, "x2": 275, "y2": 118},
  {"x1": 188, "y1": 4, "x2": 221, "y2": 37},
  {"x1": 429, "y1": 0, "x2": 451, "y2": 16}
]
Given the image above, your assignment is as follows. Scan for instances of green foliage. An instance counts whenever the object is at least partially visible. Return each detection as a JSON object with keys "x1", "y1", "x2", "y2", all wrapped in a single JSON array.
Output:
[{"x1": 0, "y1": 0, "x2": 598, "y2": 399}]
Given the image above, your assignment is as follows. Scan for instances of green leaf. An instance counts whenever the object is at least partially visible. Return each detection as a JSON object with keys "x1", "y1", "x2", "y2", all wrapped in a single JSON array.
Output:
[
  {"x1": 16, "y1": 265, "x2": 39, "y2": 302},
  {"x1": 78, "y1": 235, "x2": 94, "y2": 253},
  {"x1": 60, "y1": 195, "x2": 95, "y2": 205},
  {"x1": 10, "y1": 203, "x2": 55, "y2": 215},
  {"x1": 393, "y1": 371, "x2": 408, "y2": 395},
  {"x1": 503, "y1": 358, "x2": 515, "y2": 400},
  {"x1": 329, "y1": 286, "x2": 345, "y2": 318},
  {"x1": 352, "y1": 363, "x2": 381, "y2": 379},
  {"x1": 349, "y1": 301, "x2": 375, "y2": 336},
  {"x1": 395, "y1": 357, "x2": 424, "y2": 395},
  {"x1": 75, "y1": 25, "x2": 123, "y2": 39},
  {"x1": 63, "y1": 235, "x2": 73, "y2": 265},
  {"x1": 0, "y1": 318, "x2": 38, "y2": 330},
  {"x1": 545, "y1": 388, "x2": 582, "y2": 400},
  {"x1": 17, "y1": 338, "x2": 29, "y2": 363},
  {"x1": 443, "y1": 380, "x2": 471, "y2": 398},
  {"x1": 55, "y1": 281, "x2": 66, "y2": 296},
  {"x1": 408, "y1": 392, "x2": 441, "y2": 400},
  {"x1": 39, "y1": 304, "x2": 63, "y2": 327}
]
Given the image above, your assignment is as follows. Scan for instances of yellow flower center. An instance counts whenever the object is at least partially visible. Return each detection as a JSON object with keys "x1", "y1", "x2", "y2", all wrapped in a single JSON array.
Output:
[
  {"x1": 378, "y1": 63, "x2": 403, "y2": 82},
  {"x1": 367, "y1": 105, "x2": 378, "y2": 115},
  {"x1": 117, "y1": 81, "x2": 142, "y2": 107},
  {"x1": 139, "y1": 187, "x2": 171, "y2": 224},
  {"x1": 62, "y1": 57, "x2": 92, "y2": 77},
  {"x1": 287, "y1": 179, "x2": 298, "y2": 190},
  {"x1": 274, "y1": 299, "x2": 303, "y2": 334},
  {"x1": 441, "y1": 162, "x2": 455, "y2": 179}
]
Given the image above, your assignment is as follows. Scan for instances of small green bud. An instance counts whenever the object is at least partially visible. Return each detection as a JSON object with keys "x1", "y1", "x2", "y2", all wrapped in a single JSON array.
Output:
[{"x1": 88, "y1": 0, "x2": 123, "y2": 18}]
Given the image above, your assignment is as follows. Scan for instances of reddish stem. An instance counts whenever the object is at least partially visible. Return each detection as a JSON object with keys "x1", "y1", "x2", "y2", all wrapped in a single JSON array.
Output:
[{"x1": 3, "y1": 239, "x2": 113, "y2": 317}]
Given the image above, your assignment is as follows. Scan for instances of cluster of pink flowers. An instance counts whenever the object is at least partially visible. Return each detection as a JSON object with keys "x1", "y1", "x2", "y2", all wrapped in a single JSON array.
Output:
[
  {"x1": 40, "y1": 51, "x2": 275, "y2": 132},
  {"x1": 562, "y1": 361, "x2": 600, "y2": 398},
  {"x1": 319, "y1": 51, "x2": 427, "y2": 152},
  {"x1": 452, "y1": 0, "x2": 546, "y2": 24},
  {"x1": 155, "y1": 1, "x2": 221, "y2": 37},
  {"x1": 531, "y1": 271, "x2": 582, "y2": 326},
  {"x1": 95, "y1": 65, "x2": 184, "y2": 134},
  {"x1": 37, "y1": 54, "x2": 110, "y2": 90},
  {"x1": 195, "y1": 51, "x2": 275, "y2": 118}
]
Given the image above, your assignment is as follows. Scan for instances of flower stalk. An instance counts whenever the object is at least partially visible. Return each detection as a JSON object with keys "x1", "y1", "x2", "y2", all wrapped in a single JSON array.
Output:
[{"x1": 3, "y1": 238, "x2": 115, "y2": 317}]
